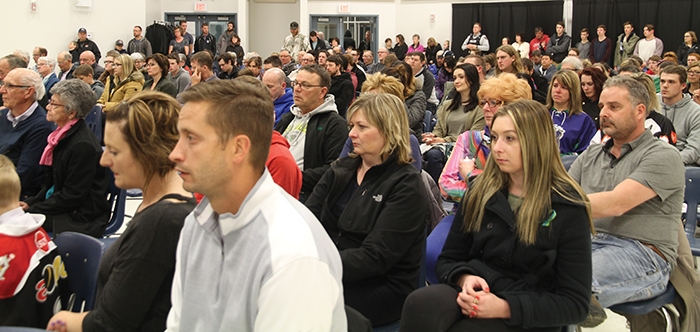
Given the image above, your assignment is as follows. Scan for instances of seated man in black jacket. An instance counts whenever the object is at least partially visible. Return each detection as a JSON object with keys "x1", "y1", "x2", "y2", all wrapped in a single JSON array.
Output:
[{"x1": 325, "y1": 54, "x2": 354, "y2": 119}]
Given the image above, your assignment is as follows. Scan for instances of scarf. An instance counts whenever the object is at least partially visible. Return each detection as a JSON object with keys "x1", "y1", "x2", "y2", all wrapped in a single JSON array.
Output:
[{"x1": 39, "y1": 119, "x2": 79, "y2": 166}]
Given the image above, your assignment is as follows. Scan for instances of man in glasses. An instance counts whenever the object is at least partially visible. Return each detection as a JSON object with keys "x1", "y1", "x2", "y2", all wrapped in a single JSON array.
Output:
[
  {"x1": 0, "y1": 68, "x2": 53, "y2": 199},
  {"x1": 274, "y1": 64, "x2": 347, "y2": 202}
]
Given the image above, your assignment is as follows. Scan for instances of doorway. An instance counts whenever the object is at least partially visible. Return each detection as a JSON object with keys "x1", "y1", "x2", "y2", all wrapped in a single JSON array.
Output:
[
  {"x1": 310, "y1": 15, "x2": 378, "y2": 56},
  {"x1": 164, "y1": 13, "x2": 237, "y2": 54}
]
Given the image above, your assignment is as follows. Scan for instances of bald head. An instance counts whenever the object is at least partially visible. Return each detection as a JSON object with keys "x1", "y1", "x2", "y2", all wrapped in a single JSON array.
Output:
[
  {"x1": 79, "y1": 51, "x2": 95, "y2": 65},
  {"x1": 262, "y1": 67, "x2": 287, "y2": 100}
]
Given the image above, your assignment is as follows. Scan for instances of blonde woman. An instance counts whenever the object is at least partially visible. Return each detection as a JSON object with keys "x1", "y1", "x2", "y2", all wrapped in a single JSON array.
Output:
[
  {"x1": 97, "y1": 54, "x2": 144, "y2": 112},
  {"x1": 546, "y1": 70, "x2": 596, "y2": 154},
  {"x1": 401, "y1": 100, "x2": 594, "y2": 332}
]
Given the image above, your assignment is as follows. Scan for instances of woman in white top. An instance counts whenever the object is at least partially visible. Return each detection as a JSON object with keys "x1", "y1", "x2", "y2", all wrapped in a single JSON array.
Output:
[{"x1": 512, "y1": 32, "x2": 530, "y2": 59}]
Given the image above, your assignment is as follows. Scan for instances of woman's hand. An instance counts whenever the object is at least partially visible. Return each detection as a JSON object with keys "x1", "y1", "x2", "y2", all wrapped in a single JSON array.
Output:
[
  {"x1": 19, "y1": 201, "x2": 28, "y2": 210},
  {"x1": 457, "y1": 291, "x2": 511, "y2": 319},
  {"x1": 47, "y1": 311, "x2": 87, "y2": 332},
  {"x1": 458, "y1": 158, "x2": 475, "y2": 179},
  {"x1": 422, "y1": 133, "x2": 445, "y2": 145}
]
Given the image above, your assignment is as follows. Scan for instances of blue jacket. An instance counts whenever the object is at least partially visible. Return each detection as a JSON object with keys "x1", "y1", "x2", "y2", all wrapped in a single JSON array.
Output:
[
  {"x1": 43, "y1": 73, "x2": 59, "y2": 99},
  {"x1": 0, "y1": 105, "x2": 53, "y2": 198},
  {"x1": 273, "y1": 88, "x2": 294, "y2": 125}
]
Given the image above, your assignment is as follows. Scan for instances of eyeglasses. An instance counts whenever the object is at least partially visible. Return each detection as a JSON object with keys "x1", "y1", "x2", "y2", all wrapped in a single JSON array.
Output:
[
  {"x1": 113, "y1": 63, "x2": 123, "y2": 67},
  {"x1": 0, "y1": 82, "x2": 31, "y2": 89},
  {"x1": 104, "y1": 60, "x2": 114, "y2": 64},
  {"x1": 688, "y1": 71, "x2": 700, "y2": 75},
  {"x1": 479, "y1": 99, "x2": 503, "y2": 108},
  {"x1": 36, "y1": 63, "x2": 47, "y2": 67},
  {"x1": 292, "y1": 81, "x2": 324, "y2": 90},
  {"x1": 48, "y1": 99, "x2": 65, "y2": 108}
]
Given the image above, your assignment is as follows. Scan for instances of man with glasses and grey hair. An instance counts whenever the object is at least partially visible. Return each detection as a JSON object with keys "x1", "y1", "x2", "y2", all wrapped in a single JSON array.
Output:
[
  {"x1": 0, "y1": 68, "x2": 53, "y2": 199},
  {"x1": 274, "y1": 64, "x2": 347, "y2": 201}
]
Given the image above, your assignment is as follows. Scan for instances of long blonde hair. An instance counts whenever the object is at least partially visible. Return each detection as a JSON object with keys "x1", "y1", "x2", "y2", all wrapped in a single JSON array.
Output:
[
  {"x1": 461, "y1": 100, "x2": 593, "y2": 245},
  {"x1": 494, "y1": 45, "x2": 524, "y2": 75}
]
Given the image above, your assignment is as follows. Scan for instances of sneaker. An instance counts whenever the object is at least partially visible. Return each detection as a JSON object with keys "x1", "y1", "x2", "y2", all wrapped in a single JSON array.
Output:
[{"x1": 580, "y1": 295, "x2": 607, "y2": 328}]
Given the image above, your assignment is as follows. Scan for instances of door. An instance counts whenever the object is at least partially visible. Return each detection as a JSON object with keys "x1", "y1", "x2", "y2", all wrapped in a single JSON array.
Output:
[
  {"x1": 310, "y1": 15, "x2": 378, "y2": 57},
  {"x1": 164, "y1": 13, "x2": 237, "y2": 55}
]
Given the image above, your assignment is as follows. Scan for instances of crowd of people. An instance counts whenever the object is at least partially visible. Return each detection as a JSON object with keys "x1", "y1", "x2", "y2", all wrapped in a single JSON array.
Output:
[{"x1": 1, "y1": 18, "x2": 700, "y2": 332}]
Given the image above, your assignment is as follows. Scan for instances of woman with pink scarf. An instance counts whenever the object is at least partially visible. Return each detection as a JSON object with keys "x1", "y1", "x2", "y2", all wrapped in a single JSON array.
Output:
[{"x1": 21, "y1": 79, "x2": 110, "y2": 238}]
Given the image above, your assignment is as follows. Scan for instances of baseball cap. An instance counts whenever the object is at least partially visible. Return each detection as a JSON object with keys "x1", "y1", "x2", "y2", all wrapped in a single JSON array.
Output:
[
  {"x1": 78, "y1": 28, "x2": 87, "y2": 33},
  {"x1": 115, "y1": 39, "x2": 124, "y2": 46},
  {"x1": 290, "y1": 21, "x2": 299, "y2": 29}
]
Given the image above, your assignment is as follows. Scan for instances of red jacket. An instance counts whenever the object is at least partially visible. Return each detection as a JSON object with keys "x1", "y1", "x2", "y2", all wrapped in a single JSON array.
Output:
[{"x1": 194, "y1": 131, "x2": 301, "y2": 202}]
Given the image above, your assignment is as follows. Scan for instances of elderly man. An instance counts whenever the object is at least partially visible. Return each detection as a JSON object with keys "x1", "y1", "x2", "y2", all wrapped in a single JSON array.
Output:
[
  {"x1": 79, "y1": 51, "x2": 104, "y2": 79},
  {"x1": 263, "y1": 68, "x2": 294, "y2": 124},
  {"x1": 569, "y1": 76, "x2": 684, "y2": 327},
  {"x1": 36, "y1": 57, "x2": 59, "y2": 100},
  {"x1": 274, "y1": 64, "x2": 347, "y2": 201},
  {"x1": 0, "y1": 68, "x2": 53, "y2": 199},
  {"x1": 279, "y1": 50, "x2": 296, "y2": 76},
  {"x1": 283, "y1": 21, "x2": 310, "y2": 60},
  {"x1": 359, "y1": 50, "x2": 374, "y2": 72},
  {"x1": 32, "y1": 47, "x2": 48, "y2": 71},
  {"x1": 0, "y1": 55, "x2": 29, "y2": 108},
  {"x1": 369, "y1": 47, "x2": 388, "y2": 74},
  {"x1": 76, "y1": 27, "x2": 101, "y2": 62},
  {"x1": 56, "y1": 51, "x2": 76, "y2": 81},
  {"x1": 288, "y1": 52, "x2": 315, "y2": 81}
]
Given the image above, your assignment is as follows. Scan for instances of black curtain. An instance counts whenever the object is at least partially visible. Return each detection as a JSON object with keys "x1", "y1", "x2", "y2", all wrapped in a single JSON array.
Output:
[
  {"x1": 572, "y1": 0, "x2": 700, "y2": 58},
  {"x1": 452, "y1": 1, "x2": 564, "y2": 58}
]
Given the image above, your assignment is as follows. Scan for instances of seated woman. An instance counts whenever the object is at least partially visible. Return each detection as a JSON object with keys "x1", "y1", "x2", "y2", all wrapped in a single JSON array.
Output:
[
  {"x1": 422, "y1": 63, "x2": 485, "y2": 184},
  {"x1": 46, "y1": 91, "x2": 196, "y2": 332},
  {"x1": 144, "y1": 53, "x2": 177, "y2": 98},
  {"x1": 547, "y1": 70, "x2": 597, "y2": 155},
  {"x1": 439, "y1": 73, "x2": 531, "y2": 202},
  {"x1": 22, "y1": 80, "x2": 110, "y2": 237},
  {"x1": 580, "y1": 67, "x2": 608, "y2": 129},
  {"x1": 97, "y1": 54, "x2": 144, "y2": 112},
  {"x1": 401, "y1": 100, "x2": 594, "y2": 332},
  {"x1": 380, "y1": 63, "x2": 426, "y2": 140},
  {"x1": 305, "y1": 93, "x2": 427, "y2": 326}
]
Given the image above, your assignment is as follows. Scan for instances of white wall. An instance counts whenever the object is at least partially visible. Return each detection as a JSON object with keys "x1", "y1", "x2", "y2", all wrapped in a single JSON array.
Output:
[
  {"x1": 0, "y1": 0, "x2": 146, "y2": 67},
  {"x1": 248, "y1": 1, "x2": 300, "y2": 57}
]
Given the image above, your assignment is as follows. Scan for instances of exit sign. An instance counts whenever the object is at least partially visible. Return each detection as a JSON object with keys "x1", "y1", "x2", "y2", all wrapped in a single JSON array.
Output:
[
  {"x1": 338, "y1": 4, "x2": 350, "y2": 13},
  {"x1": 194, "y1": 2, "x2": 207, "y2": 11}
]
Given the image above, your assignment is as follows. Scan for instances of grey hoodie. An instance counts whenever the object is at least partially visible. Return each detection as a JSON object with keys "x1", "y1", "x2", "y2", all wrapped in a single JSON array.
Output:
[
  {"x1": 283, "y1": 95, "x2": 338, "y2": 170},
  {"x1": 659, "y1": 94, "x2": 700, "y2": 165},
  {"x1": 168, "y1": 68, "x2": 192, "y2": 95}
]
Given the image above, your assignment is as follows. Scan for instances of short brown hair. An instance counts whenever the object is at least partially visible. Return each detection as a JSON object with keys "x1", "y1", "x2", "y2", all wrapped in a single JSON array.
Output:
[
  {"x1": 660, "y1": 64, "x2": 688, "y2": 83},
  {"x1": 299, "y1": 64, "x2": 331, "y2": 90},
  {"x1": 107, "y1": 92, "x2": 181, "y2": 188},
  {"x1": 0, "y1": 155, "x2": 20, "y2": 208},
  {"x1": 191, "y1": 51, "x2": 213, "y2": 70},
  {"x1": 73, "y1": 64, "x2": 94, "y2": 77},
  {"x1": 179, "y1": 79, "x2": 273, "y2": 170}
]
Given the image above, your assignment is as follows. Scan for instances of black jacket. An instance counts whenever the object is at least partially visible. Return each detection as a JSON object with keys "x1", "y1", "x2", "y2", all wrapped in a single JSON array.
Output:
[
  {"x1": 194, "y1": 33, "x2": 217, "y2": 54},
  {"x1": 394, "y1": 43, "x2": 408, "y2": 60},
  {"x1": 25, "y1": 120, "x2": 110, "y2": 238},
  {"x1": 437, "y1": 187, "x2": 592, "y2": 329},
  {"x1": 77, "y1": 39, "x2": 102, "y2": 62},
  {"x1": 678, "y1": 43, "x2": 700, "y2": 65},
  {"x1": 329, "y1": 72, "x2": 354, "y2": 118},
  {"x1": 225, "y1": 44, "x2": 245, "y2": 67},
  {"x1": 143, "y1": 77, "x2": 178, "y2": 98},
  {"x1": 275, "y1": 107, "x2": 347, "y2": 194},
  {"x1": 305, "y1": 154, "x2": 428, "y2": 325}
]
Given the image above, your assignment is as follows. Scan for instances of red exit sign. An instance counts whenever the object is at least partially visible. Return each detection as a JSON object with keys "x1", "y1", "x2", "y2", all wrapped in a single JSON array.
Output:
[{"x1": 194, "y1": 2, "x2": 207, "y2": 11}]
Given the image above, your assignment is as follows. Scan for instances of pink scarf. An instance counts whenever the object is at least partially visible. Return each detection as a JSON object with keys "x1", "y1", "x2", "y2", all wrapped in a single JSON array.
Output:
[{"x1": 39, "y1": 119, "x2": 79, "y2": 166}]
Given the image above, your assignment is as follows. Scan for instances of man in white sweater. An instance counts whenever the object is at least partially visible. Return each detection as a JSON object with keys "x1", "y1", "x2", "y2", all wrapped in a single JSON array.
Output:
[
  {"x1": 634, "y1": 24, "x2": 664, "y2": 63},
  {"x1": 166, "y1": 78, "x2": 346, "y2": 332}
]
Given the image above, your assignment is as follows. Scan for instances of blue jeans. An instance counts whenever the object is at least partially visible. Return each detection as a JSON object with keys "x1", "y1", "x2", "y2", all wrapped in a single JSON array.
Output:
[{"x1": 591, "y1": 233, "x2": 671, "y2": 307}]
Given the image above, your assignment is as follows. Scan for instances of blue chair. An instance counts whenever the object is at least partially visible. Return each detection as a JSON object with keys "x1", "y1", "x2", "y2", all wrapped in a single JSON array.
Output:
[
  {"x1": 609, "y1": 283, "x2": 679, "y2": 331},
  {"x1": 423, "y1": 110, "x2": 433, "y2": 133},
  {"x1": 425, "y1": 214, "x2": 454, "y2": 285},
  {"x1": 104, "y1": 169, "x2": 126, "y2": 237},
  {"x1": 683, "y1": 167, "x2": 700, "y2": 256},
  {"x1": 560, "y1": 154, "x2": 578, "y2": 171},
  {"x1": 53, "y1": 231, "x2": 106, "y2": 312},
  {"x1": 84, "y1": 105, "x2": 103, "y2": 141}
]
